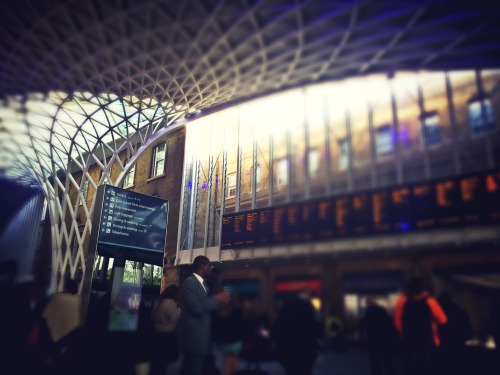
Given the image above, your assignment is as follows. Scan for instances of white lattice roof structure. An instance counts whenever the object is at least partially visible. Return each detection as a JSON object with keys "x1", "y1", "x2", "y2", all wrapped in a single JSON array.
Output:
[{"x1": 1, "y1": 0, "x2": 499, "y2": 289}]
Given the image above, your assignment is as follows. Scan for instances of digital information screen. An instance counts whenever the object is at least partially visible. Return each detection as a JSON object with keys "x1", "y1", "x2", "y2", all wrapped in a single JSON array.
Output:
[
  {"x1": 245, "y1": 211, "x2": 259, "y2": 246},
  {"x1": 460, "y1": 175, "x2": 483, "y2": 224},
  {"x1": 97, "y1": 185, "x2": 168, "y2": 254},
  {"x1": 485, "y1": 171, "x2": 500, "y2": 221},
  {"x1": 259, "y1": 209, "x2": 273, "y2": 246},
  {"x1": 233, "y1": 213, "x2": 246, "y2": 247},
  {"x1": 286, "y1": 204, "x2": 302, "y2": 243},
  {"x1": 335, "y1": 196, "x2": 350, "y2": 236},
  {"x1": 372, "y1": 191, "x2": 391, "y2": 233},
  {"x1": 302, "y1": 201, "x2": 318, "y2": 242},
  {"x1": 220, "y1": 169, "x2": 500, "y2": 249},
  {"x1": 317, "y1": 198, "x2": 334, "y2": 239},
  {"x1": 220, "y1": 215, "x2": 234, "y2": 250},
  {"x1": 435, "y1": 179, "x2": 460, "y2": 226},
  {"x1": 272, "y1": 206, "x2": 287, "y2": 244},
  {"x1": 391, "y1": 186, "x2": 411, "y2": 232},
  {"x1": 412, "y1": 183, "x2": 435, "y2": 229},
  {"x1": 352, "y1": 192, "x2": 370, "y2": 235}
]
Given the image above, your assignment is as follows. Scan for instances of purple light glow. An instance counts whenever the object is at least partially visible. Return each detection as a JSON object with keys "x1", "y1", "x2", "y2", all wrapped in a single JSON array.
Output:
[
  {"x1": 399, "y1": 222, "x2": 410, "y2": 232},
  {"x1": 399, "y1": 128, "x2": 409, "y2": 144}
]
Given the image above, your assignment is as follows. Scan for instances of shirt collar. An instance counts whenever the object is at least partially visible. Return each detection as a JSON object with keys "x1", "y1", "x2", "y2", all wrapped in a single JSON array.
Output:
[{"x1": 193, "y1": 272, "x2": 206, "y2": 292}]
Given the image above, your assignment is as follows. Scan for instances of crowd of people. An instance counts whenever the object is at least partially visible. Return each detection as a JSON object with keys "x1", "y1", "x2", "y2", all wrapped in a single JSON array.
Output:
[
  {"x1": 360, "y1": 277, "x2": 479, "y2": 375},
  {"x1": 8, "y1": 257, "x2": 499, "y2": 375}
]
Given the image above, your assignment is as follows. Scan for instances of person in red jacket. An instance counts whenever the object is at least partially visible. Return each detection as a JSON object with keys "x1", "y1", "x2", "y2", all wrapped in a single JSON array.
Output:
[{"x1": 394, "y1": 277, "x2": 447, "y2": 375}]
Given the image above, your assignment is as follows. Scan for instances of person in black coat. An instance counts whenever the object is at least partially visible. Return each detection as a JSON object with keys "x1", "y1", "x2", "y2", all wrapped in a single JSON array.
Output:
[
  {"x1": 437, "y1": 293, "x2": 473, "y2": 375},
  {"x1": 361, "y1": 298, "x2": 397, "y2": 375},
  {"x1": 212, "y1": 296, "x2": 245, "y2": 375},
  {"x1": 273, "y1": 288, "x2": 319, "y2": 375}
]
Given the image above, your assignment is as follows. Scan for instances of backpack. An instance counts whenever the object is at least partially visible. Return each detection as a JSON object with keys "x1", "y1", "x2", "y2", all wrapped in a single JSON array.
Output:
[{"x1": 402, "y1": 297, "x2": 433, "y2": 348}]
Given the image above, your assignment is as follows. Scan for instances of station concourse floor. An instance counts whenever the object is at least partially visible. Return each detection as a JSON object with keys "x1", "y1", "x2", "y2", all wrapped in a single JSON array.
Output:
[
  {"x1": 160, "y1": 349, "x2": 373, "y2": 375},
  {"x1": 157, "y1": 346, "x2": 498, "y2": 375}
]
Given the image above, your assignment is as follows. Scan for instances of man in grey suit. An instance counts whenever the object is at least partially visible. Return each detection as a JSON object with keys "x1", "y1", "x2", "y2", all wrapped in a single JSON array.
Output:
[{"x1": 179, "y1": 255, "x2": 230, "y2": 375}]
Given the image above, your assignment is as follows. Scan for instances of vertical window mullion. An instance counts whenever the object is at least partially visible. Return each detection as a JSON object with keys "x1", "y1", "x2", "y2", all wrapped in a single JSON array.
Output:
[
  {"x1": 324, "y1": 93, "x2": 332, "y2": 196},
  {"x1": 252, "y1": 138, "x2": 257, "y2": 209},
  {"x1": 304, "y1": 93, "x2": 311, "y2": 200},
  {"x1": 445, "y1": 72, "x2": 461, "y2": 175},
  {"x1": 269, "y1": 133, "x2": 274, "y2": 207},
  {"x1": 236, "y1": 111, "x2": 242, "y2": 213},
  {"x1": 368, "y1": 103, "x2": 377, "y2": 188},
  {"x1": 346, "y1": 110, "x2": 354, "y2": 192},
  {"x1": 286, "y1": 128, "x2": 291, "y2": 203},
  {"x1": 390, "y1": 77, "x2": 403, "y2": 184}
]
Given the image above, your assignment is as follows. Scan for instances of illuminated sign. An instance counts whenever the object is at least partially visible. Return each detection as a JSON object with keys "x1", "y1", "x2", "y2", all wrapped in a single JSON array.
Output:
[
  {"x1": 275, "y1": 279, "x2": 322, "y2": 293},
  {"x1": 220, "y1": 169, "x2": 500, "y2": 250},
  {"x1": 96, "y1": 185, "x2": 168, "y2": 255}
]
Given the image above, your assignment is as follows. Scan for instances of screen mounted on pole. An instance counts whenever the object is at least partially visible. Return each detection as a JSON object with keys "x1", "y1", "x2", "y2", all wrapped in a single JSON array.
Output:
[{"x1": 95, "y1": 185, "x2": 168, "y2": 259}]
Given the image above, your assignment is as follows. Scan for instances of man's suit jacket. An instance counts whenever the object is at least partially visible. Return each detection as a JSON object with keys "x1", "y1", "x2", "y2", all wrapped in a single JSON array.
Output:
[{"x1": 178, "y1": 273, "x2": 218, "y2": 354}]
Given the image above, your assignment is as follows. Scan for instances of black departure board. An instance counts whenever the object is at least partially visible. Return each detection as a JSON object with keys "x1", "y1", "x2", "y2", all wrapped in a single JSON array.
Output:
[
  {"x1": 335, "y1": 196, "x2": 351, "y2": 236},
  {"x1": 258, "y1": 208, "x2": 273, "y2": 245},
  {"x1": 220, "y1": 169, "x2": 500, "y2": 249},
  {"x1": 286, "y1": 204, "x2": 302, "y2": 243},
  {"x1": 392, "y1": 187, "x2": 411, "y2": 232},
  {"x1": 233, "y1": 213, "x2": 246, "y2": 247},
  {"x1": 372, "y1": 191, "x2": 391, "y2": 233},
  {"x1": 485, "y1": 171, "x2": 500, "y2": 221},
  {"x1": 302, "y1": 201, "x2": 318, "y2": 241},
  {"x1": 352, "y1": 192, "x2": 371, "y2": 235},
  {"x1": 317, "y1": 198, "x2": 334, "y2": 239},
  {"x1": 460, "y1": 175, "x2": 483, "y2": 224},
  {"x1": 272, "y1": 206, "x2": 287, "y2": 244},
  {"x1": 220, "y1": 215, "x2": 234, "y2": 250},
  {"x1": 245, "y1": 211, "x2": 259, "y2": 246},
  {"x1": 435, "y1": 179, "x2": 460, "y2": 226},
  {"x1": 412, "y1": 183, "x2": 435, "y2": 229}
]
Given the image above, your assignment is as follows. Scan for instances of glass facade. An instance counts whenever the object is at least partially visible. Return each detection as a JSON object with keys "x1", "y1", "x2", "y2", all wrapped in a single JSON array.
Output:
[{"x1": 179, "y1": 70, "x2": 500, "y2": 252}]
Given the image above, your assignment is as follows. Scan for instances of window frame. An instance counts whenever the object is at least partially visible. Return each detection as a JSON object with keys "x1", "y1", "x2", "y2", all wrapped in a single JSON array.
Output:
[
  {"x1": 338, "y1": 138, "x2": 350, "y2": 171},
  {"x1": 123, "y1": 163, "x2": 136, "y2": 188},
  {"x1": 420, "y1": 112, "x2": 441, "y2": 147},
  {"x1": 150, "y1": 143, "x2": 166, "y2": 178},
  {"x1": 251, "y1": 164, "x2": 262, "y2": 192},
  {"x1": 308, "y1": 148, "x2": 320, "y2": 177},
  {"x1": 375, "y1": 124, "x2": 394, "y2": 156},
  {"x1": 227, "y1": 172, "x2": 237, "y2": 198},
  {"x1": 468, "y1": 98, "x2": 495, "y2": 135},
  {"x1": 276, "y1": 157, "x2": 288, "y2": 186}
]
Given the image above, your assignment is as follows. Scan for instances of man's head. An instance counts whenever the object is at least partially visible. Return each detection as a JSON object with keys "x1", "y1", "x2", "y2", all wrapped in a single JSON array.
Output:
[
  {"x1": 406, "y1": 277, "x2": 425, "y2": 297},
  {"x1": 192, "y1": 255, "x2": 213, "y2": 278}
]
